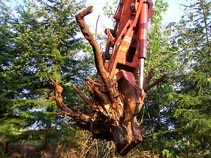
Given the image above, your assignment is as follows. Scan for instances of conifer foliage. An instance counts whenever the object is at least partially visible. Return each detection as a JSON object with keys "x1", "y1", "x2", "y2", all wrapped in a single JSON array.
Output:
[
  {"x1": 161, "y1": 0, "x2": 211, "y2": 157},
  {"x1": 0, "y1": 0, "x2": 93, "y2": 157},
  {"x1": 1, "y1": 0, "x2": 211, "y2": 157}
]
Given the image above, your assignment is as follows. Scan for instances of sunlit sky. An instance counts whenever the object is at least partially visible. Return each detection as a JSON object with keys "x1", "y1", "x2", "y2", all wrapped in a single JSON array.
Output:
[
  {"x1": 85, "y1": 0, "x2": 196, "y2": 33},
  {"x1": 9, "y1": 0, "x2": 196, "y2": 33}
]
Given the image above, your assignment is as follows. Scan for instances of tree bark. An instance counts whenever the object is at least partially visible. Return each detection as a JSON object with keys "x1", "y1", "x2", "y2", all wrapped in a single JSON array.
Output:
[{"x1": 50, "y1": 6, "x2": 167, "y2": 156}]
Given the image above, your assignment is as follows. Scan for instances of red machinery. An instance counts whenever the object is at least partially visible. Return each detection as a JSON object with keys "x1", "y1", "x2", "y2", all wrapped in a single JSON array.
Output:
[{"x1": 103, "y1": 0, "x2": 153, "y2": 118}]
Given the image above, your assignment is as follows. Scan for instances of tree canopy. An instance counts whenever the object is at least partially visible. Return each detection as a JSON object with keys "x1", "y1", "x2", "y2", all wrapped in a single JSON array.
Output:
[
  {"x1": 0, "y1": 0, "x2": 94, "y2": 157},
  {"x1": 0, "y1": 0, "x2": 211, "y2": 157}
]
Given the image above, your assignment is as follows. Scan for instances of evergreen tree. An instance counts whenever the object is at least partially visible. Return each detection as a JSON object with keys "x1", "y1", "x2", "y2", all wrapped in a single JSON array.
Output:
[
  {"x1": 0, "y1": 0, "x2": 93, "y2": 156},
  {"x1": 134, "y1": 0, "x2": 180, "y2": 156},
  {"x1": 2, "y1": 0, "x2": 210, "y2": 157},
  {"x1": 161, "y1": 0, "x2": 211, "y2": 157}
]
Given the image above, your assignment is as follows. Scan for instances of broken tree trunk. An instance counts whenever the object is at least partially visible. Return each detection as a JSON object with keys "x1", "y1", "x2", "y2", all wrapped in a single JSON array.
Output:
[{"x1": 50, "y1": 6, "x2": 167, "y2": 156}]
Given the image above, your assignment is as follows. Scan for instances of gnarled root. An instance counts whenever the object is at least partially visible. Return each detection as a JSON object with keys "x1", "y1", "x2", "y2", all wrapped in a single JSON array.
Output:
[{"x1": 50, "y1": 6, "x2": 167, "y2": 156}]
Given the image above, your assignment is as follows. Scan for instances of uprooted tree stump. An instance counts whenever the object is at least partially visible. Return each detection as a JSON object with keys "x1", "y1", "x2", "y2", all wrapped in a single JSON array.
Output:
[{"x1": 50, "y1": 6, "x2": 167, "y2": 156}]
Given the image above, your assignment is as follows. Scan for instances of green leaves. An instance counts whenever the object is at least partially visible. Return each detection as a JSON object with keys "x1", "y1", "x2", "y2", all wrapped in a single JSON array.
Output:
[
  {"x1": 0, "y1": 0, "x2": 210, "y2": 156},
  {"x1": 0, "y1": 0, "x2": 92, "y2": 153},
  {"x1": 163, "y1": 0, "x2": 211, "y2": 157},
  {"x1": 139, "y1": 0, "x2": 211, "y2": 157}
]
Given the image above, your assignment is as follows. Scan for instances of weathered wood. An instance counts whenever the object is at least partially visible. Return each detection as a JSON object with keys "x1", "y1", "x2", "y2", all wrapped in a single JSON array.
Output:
[
  {"x1": 144, "y1": 74, "x2": 168, "y2": 92},
  {"x1": 75, "y1": 6, "x2": 115, "y2": 102},
  {"x1": 50, "y1": 6, "x2": 168, "y2": 156}
]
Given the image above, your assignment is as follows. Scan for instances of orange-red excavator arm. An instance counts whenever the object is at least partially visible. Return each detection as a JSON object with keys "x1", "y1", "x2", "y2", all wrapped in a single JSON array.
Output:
[{"x1": 103, "y1": 0, "x2": 153, "y2": 120}]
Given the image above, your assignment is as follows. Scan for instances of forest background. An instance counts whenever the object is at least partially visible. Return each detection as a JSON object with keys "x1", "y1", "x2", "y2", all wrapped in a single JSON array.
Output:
[{"x1": 0, "y1": 0, "x2": 210, "y2": 157}]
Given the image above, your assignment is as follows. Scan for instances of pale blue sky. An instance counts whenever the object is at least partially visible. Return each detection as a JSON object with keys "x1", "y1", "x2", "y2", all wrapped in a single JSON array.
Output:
[
  {"x1": 164, "y1": 0, "x2": 192, "y2": 23},
  {"x1": 85, "y1": 0, "x2": 195, "y2": 33},
  {"x1": 8, "y1": 0, "x2": 196, "y2": 33},
  {"x1": 86, "y1": 0, "x2": 195, "y2": 22},
  {"x1": 9, "y1": 0, "x2": 193, "y2": 23}
]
